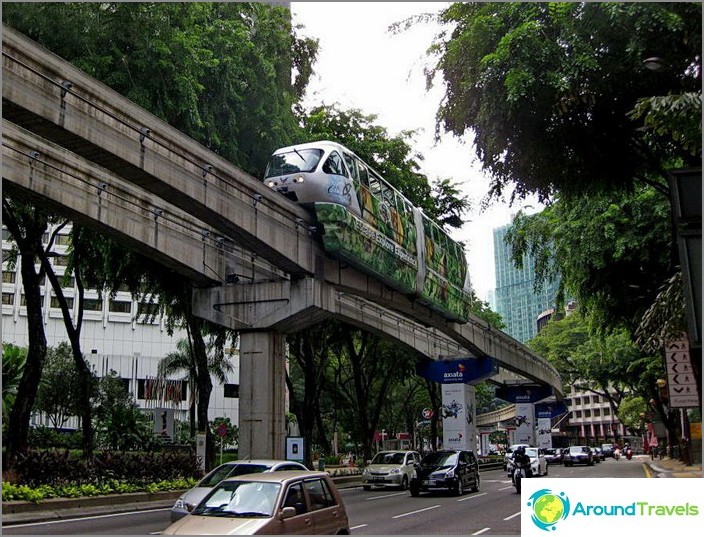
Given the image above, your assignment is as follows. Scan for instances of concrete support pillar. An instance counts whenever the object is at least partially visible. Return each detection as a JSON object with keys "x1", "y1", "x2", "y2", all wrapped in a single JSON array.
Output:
[{"x1": 238, "y1": 331, "x2": 286, "y2": 460}]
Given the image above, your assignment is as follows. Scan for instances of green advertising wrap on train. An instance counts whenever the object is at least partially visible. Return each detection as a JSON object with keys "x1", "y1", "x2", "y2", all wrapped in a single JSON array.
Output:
[{"x1": 263, "y1": 141, "x2": 472, "y2": 322}]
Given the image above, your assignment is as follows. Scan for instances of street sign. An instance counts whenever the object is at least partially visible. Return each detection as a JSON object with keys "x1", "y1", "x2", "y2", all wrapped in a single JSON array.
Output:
[
  {"x1": 421, "y1": 408, "x2": 434, "y2": 419},
  {"x1": 217, "y1": 423, "x2": 228, "y2": 437},
  {"x1": 665, "y1": 338, "x2": 700, "y2": 408}
]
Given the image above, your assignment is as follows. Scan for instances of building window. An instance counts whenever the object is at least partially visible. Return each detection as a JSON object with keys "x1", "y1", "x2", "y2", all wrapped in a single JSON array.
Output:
[
  {"x1": 52, "y1": 256, "x2": 70, "y2": 267},
  {"x1": 2, "y1": 292, "x2": 14, "y2": 305},
  {"x1": 594, "y1": 408, "x2": 601, "y2": 417},
  {"x1": 591, "y1": 395, "x2": 600, "y2": 404},
  {"x1": 604, "y1": 407, "x2": 611, "y2": 416},
  {"x1": 224, "y1": 384, "x2": 239, "y2": 398},
  {"x1": 50, "y1": 296, "x2": 73, "y2": 309},
  {"x1": 584, "y1": 409, "x2": 592, "y2": 418},
  {"x1": 2, "y1": 271, "x2": 16, "y2": 284},
  {"x1": 137, "y1": 301, "x2": 159, "y2": 319},
  {"x1": 55, "y1": 234, "x2": 71, "y2": 246},
  {"x1": 575, "y1": 410, "x2": 582, "y2": 418},
  {"x1": 83, "y1": 298, "x2": 103, "y2": 311},
  {"x1": 109, "y1": 300, "x2": 131, "y2": 313}
]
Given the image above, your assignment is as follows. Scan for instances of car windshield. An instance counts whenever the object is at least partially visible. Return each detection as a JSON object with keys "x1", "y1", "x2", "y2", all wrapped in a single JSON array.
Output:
[
  {"x1": 525, "y1": 448, "x2": 539, "y2": 458},
  {"x1": 192, "y1": 481, "x2": 281, "y2": 518},
  {"x1": 199, "y1": 464, "x2": 269, "y2": 487},
  {"x1": 371, "y1": 452, "x2": 405, "y2": 465},
  {"x1": 264, "y1": 149, "x2": 324, "y2": 178},
  {"x1": 421, "y1": 452, "x2": 458, "y2": 467}
]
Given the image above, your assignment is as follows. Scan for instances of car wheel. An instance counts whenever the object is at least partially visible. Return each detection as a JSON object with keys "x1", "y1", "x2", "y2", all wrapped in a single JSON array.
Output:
[
  {"x1": 455, "y1": 478, "x2": 464, "y2": 496},
  {"x1": 400, "y1": 476, "x2": 409, "y2": 490},
  {"x1": 473, "y1": 474, "x2": 480, "y2": 492},
  {"x1": 363, "y1": 485, "x2": 371, "y2": 491}
]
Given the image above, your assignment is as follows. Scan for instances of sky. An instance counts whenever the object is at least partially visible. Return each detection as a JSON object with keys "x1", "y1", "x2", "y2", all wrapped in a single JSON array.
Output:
[{"x1": 291, "y1": 2, "x2": 541, "y2": 302}]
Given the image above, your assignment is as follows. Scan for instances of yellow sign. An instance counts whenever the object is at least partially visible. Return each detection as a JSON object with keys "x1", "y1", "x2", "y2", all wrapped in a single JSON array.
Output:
[{"x1": 690, "y1": 422, "x2": 701, "y2": 440}]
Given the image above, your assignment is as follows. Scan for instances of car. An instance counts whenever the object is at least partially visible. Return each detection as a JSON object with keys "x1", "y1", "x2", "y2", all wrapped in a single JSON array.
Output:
[
  {"x1": 503, "y1": 444, "x2": 531, "y2": 471},
  {"x1": 543, "y1": 448, "x2": 563, "y2": 465},
  {"x1": 362, "y1": 450, "x2": 421, "y2": 490},
  {"x1": 410, "y1": 449, "x2": 480, "y2": 497},
  {"x1": 591, "y1": 447, "x2": 605, "y2": 462},
  {"x1": 162, "y1": 470, "x2": 350, "y2": 535},
  {"x1": 601, "y1": 443, "x2": 615, "y2": 458},
  {"x1": 563, "y1": 445, "x2": 594, "y2": 466},
  {"x1": 170, "y1": 459, "x2": 308, "y2": 522},
  {"x1": 506, "y1": 447, "x2": 548, "y2": 477}
]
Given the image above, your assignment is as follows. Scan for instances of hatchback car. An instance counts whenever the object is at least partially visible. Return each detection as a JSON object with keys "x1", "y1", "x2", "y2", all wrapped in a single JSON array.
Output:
[
  {"x1": 601, "y1": 443, "x2": 615, "y2": 458},
  {"x1": 163, "y1": 470, "x2": 350, "y2": 535},
  {"x1": 170, "y1": 459, "x2": 308, "y2": 522},
  {"x1": 563, "y1": 445, "x2": 594, "y2": 466},
  {"x1": 362, "y1": 450, "x2": 421, "y2": 491},
  {"x1": 410, "y1": 449, "x2": 480, "y2": 497}
]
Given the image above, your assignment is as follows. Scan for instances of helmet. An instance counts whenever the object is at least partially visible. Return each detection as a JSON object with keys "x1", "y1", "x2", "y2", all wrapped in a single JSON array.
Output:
[{"x1": 516, "y1": 446, "x2": 526, "y2": 455}]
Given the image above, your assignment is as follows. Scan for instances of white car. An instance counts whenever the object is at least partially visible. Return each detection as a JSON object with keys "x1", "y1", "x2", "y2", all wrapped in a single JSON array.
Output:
[
  {"x1": 507, "y1": 447, "x2": 548, "y2": 477},
  {"x1": 362, "y1": 450, "x2": 421, "y2": 490}
]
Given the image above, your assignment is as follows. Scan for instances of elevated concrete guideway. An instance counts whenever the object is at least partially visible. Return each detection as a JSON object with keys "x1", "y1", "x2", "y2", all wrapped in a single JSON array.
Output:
[{"x1": 2, "y1": 25, "x2": 562, "y2": 457}]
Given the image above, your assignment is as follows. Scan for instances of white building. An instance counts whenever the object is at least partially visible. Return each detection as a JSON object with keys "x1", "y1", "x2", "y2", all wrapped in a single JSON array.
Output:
[{"x1": 2, "y1": 224, "x2": 240, "y2": 437}]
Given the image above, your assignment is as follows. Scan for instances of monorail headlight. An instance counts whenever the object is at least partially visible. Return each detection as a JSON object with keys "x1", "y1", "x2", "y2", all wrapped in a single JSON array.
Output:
[
  {"x1": 293, "y1": 175, "x2": 305, "y2": 183},
  {"x1": 266, "y1": 180, "x2": 276, "y2": 188}
]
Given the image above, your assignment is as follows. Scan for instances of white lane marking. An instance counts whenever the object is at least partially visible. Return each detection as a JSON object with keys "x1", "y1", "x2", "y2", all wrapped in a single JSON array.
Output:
[
  {"x1": 392, "y1": 504, "x2": 441, "y2": 519},
  {"x1": 498, "y1": 485, "x2": 514, "y2": 491},
  {"x1": 458, "y1": 492, "x2": 487, "y2": 502},
  {"x1": 365, "y1": 491, "x2": 407, "y2": 500},
  {"x1": 1, "y1": 507, "x2": 170, "y2": 528},
  {"x1": 504, "y1": 511, "x2": 522, "y2": 521},
  {"x1": 472, "y1": 528, "x2": 491, "y2": 535},
  {"x1": 350, "y1": 523, "x2": 368, "y2": 530}
]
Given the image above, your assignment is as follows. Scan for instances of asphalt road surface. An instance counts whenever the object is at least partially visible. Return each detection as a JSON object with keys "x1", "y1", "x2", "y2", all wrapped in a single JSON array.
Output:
[{"x1": 2, "y1": 458, "x2": 648, "y2": 535}]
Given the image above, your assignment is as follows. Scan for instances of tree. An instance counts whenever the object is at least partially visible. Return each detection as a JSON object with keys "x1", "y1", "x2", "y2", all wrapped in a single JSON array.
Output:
[
  {"x1": 34, "y1": 342, "x2": 82, "y2": 430},
  {"x1": 504, "y1": 185, "x2": 673, "y2": 333},
  {"x1": 93, "y1": 370, "x2": 154, "y2": 451},
  {"x1": 424, "y1": 2, "x2": 701, "y2": 202},
  {"x1": 157, "y1": 337, "x2": 236, "y2": 441}
]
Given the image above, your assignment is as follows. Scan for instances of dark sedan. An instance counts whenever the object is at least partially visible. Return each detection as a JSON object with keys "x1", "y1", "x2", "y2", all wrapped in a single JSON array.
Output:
[
  {"x1": 563, "y1": 445, "x2": 594, "y2": 466},
  {"x1": 410, "y1": 449, "x2": 480, "y2": 496}
]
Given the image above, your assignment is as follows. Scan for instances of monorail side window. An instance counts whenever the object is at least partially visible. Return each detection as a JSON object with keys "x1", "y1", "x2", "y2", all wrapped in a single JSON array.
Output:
[
  {"x1": 342, "y1": 152, "x2": 359, "y2": 183},
  {"x1": 322, "y1": 151, "x2": 347, "y2": 177},
  {"x1": 357, "y1": 159, "x2": 370, "y2": 186},
  {"x1": 264, "y1": 148, "x2": 323, "y2": 178}
]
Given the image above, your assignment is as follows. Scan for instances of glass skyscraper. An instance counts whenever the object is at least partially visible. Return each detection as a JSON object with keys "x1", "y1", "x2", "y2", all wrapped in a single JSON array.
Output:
[{"x1": 492, "y1": 223, "x2": 560, "y2": 343}]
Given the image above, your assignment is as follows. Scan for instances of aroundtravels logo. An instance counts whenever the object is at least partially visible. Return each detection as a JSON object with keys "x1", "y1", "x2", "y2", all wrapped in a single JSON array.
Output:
[{"x1": 527, "y1": 489, "x2": 570, "y2": 531}]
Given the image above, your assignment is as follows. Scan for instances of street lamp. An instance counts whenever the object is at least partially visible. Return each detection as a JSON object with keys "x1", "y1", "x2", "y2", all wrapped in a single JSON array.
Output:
[{"x1": 642, "y1": 57, "x2": 668, "y2": 72}]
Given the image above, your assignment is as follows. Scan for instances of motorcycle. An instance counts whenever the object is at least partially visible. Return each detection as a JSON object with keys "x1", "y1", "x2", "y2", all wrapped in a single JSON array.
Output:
[
  {"x1": 625, "y1": 447, "x2": 633, "y2": 460},
  {"x1": 511, "y1": 462, "x2": 530, "y2": 494}
]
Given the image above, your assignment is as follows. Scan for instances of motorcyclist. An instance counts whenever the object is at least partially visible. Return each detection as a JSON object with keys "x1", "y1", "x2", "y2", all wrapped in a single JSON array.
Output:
[{"x1": 511, "y1": 446, "x2": 532, "y2": 478}]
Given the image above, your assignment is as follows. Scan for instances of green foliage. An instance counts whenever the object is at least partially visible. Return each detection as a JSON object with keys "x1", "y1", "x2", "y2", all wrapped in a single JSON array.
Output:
[
  {"x1": 2, "y1": 343, "x2": 27, "y2": 423},
  {"x1": 427, "y1": 2, "x2": 701, "y2": 201},
  {"x1": 617, "y1": 396, "x2": 648, "y2": 437},
  {"x1": 93, "y1": 371, "x2": 154, "y2": 451},
  {"x1": 505, "y1": 185, "x2": 673, "y2": 332},
  {"x1": 1, "y1": 477, "x2": 198, "y2": 503},
  {"x1": 33, "y1": 342, "x2": 82, "y2": 430}
]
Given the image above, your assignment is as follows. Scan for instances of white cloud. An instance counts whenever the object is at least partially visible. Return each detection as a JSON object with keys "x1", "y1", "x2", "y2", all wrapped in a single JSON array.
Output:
[{"x1": 292, "y1": 2, "x2": 541, "y2": 301}]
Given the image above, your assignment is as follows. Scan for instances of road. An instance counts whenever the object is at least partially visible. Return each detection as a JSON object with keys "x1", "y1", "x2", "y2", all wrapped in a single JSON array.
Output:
[{"x1": 2, "y1": 458, "x2": 647, "y2": 535}]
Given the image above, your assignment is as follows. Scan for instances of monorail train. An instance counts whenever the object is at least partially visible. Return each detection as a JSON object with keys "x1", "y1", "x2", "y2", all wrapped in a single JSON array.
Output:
[{"x1": 263, "y1": 140, "x2": 472, "y2": 322}]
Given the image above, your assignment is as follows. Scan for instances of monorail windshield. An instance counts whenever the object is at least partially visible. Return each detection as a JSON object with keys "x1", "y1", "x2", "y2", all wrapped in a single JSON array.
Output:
[{"x1": 264, "y1": 148, "x2": 323, "y2": 178}]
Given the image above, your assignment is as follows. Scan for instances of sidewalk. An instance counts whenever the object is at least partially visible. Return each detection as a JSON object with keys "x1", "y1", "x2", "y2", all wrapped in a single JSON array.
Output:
[{"x1": 643, "y1": 455, "x2": 703, "y2": 478}]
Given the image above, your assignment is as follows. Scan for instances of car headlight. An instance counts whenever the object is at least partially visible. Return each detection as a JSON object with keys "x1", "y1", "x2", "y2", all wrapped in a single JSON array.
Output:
[
  {"x1": 445, "y1": 468, "x2": 455, "y2": 479},
  {"x1": 293, "y1": 175, "x2": 305, "y2": 183},
  {"x1": 363, "y1": 468, "x2": 369, "y2": 476},
  {"x1": 390, "y1": 468, "x2": 400, "y2": 474},
  {"x1": 173, "y1": 498, "x2": 186, "y2": 510},
  {"x1": 266, "y1": 180, "x2": 276, "y2": 187}
]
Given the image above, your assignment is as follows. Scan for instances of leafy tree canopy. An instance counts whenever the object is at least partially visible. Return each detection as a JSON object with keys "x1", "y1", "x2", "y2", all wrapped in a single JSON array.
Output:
[
  {"x1": 426, "y1": 2, "x2": 701, "y2": 202},
  {"x1": 505, "y1": 183, "x2": 673, "y2": 332}
]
